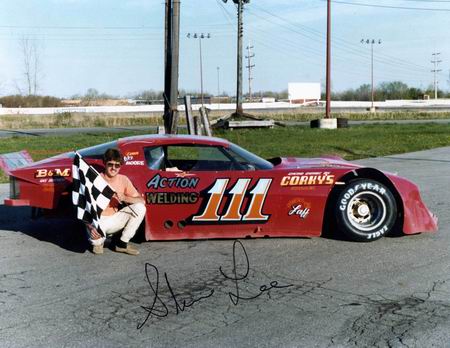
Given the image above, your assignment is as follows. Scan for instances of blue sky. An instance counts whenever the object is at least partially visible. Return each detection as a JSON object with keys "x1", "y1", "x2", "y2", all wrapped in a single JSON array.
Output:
[{"x1": 0, "y1": 0, "x2": 449, "y2": 97}]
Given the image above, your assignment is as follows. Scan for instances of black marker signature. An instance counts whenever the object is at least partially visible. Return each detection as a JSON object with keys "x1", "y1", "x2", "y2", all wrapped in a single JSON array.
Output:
[
  {"x1": 138, "y1": 240, "x2": 294, "y2": 329},
  {"x1": 219, "y1": 240, "x2": 293, "y2": 305},
  {"x1": 137, "y1": 263, "x2": 214, "y2": 330}
]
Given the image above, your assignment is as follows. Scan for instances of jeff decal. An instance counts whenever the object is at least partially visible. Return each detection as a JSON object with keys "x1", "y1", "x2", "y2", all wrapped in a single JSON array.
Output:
[
  {"x1": 35, "y1": 168, "x2": 71, "y2": 178},
  {"x1": 287, "y1": 199, "x2": 311, "y2": 220},
  {"x1": 281, "y1": 172, "x2": 335, "y2": 186},
  {"x1": 191, "y1": 178, "x2": 272, "y2": 223},
  {"x1": 146, "y1": 174, "x2": 199, "y2": 189}
]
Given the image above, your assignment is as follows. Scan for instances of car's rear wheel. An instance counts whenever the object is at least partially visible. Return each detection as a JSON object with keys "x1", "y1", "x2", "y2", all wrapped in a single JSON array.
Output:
[{"x1": 336, "y1": 179, "x2": 397, "y2": 242}]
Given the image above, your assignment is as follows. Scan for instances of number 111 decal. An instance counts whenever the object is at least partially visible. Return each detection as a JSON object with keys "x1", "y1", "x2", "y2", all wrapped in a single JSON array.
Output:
[{"x1": 192, "y1": 178, "x2": 272, "y2": 223}]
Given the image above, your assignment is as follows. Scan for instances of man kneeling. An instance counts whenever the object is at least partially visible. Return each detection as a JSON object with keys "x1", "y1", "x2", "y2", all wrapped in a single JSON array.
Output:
[{"x1": 90, "y1": 148, "x2": 146, "y2": 255}]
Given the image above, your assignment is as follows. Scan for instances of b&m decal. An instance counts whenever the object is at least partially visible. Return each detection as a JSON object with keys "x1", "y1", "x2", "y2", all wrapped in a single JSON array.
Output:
[{"x1": 192, "y1": 178, "x2": 272, "y2": 223}]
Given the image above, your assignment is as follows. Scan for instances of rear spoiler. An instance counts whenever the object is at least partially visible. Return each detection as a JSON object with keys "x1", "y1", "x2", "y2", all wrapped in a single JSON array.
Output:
[{"x1": 0, "y1": 150, "x2": 33, "y2": 175}]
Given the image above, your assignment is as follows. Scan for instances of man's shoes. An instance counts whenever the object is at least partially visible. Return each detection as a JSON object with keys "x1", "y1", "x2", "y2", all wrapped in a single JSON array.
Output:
[
  {"x1": 114, "y1": 245, "x2": 139, "y2": 256},
  {"x1": 92, "y1": 244, "x2": 104, "y2": 255}
]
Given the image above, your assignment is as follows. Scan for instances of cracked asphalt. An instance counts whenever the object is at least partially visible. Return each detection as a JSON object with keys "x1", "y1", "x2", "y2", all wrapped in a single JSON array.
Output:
[{"x1": 0, "y1": 146, "x2": 449, "y2": 347}]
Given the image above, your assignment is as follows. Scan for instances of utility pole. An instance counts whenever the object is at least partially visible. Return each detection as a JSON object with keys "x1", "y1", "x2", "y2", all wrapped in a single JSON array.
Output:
[
  {"x1": 361, "y1": 39, "x2": 381, "y2": 111},
  {"x1": 187, "y1": 33, "x2": 210, "y2": 106},
  {"x1": 163, "y1": 0, "x2": 180, "y2": 134},
  {"x1": 222, "y1": 0, "x2": 250, "y2": 116},
  {"x1": 431, "y1": 52, "x2": 442, "y2": 100},
  {"x1": 325, "y1": 0, "x2": 331, "y2": 119},
  {"x1": 246, "y1": 44, "x2": 255, "y2": 101},
  {"x1": 217, "y1": 66, "x2": 220, "y2": 97}
]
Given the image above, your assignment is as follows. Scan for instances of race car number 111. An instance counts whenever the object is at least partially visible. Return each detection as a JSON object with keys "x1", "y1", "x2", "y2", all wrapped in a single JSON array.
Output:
[{"x1": 192, "y1": 178, "x2": 272, "y2": 222}]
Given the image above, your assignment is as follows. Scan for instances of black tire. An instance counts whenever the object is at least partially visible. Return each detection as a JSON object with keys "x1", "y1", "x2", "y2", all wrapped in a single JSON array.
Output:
[{"x1": 335, "y1": 179, "x2": 397, "y2": 242}]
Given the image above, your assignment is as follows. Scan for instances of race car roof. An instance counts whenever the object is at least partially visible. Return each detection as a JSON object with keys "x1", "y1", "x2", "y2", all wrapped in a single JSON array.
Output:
[{"x1": 118, "y1": 134, "x2": 231, "y2": 147}]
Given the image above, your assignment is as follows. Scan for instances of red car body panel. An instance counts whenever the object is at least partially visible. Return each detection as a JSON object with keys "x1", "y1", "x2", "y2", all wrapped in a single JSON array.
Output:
[{"x1": 3, "y1": 135, "x2": 438, "y2": 240}]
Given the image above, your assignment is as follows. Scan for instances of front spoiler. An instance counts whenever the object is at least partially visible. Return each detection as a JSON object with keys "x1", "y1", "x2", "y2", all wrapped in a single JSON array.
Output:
[{"x1": 388, "y1": 175, "x2": 438, "y2": 234}]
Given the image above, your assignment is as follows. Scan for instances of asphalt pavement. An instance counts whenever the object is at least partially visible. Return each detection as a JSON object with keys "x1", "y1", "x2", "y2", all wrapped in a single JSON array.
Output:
[{"x1": 0, "y1": 146, "x2": 450, "y2": 347}]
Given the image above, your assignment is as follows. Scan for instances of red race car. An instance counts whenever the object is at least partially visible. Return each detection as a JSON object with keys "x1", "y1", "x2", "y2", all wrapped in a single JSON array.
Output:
[{"x1": 1, "y1": 134, "x2": 438, "y2": 242}]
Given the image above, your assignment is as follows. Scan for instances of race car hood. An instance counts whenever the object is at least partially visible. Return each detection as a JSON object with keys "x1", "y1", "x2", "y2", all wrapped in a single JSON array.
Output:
[{"x1": 271, "y1": 156, "x2": 361, "y2": 170}]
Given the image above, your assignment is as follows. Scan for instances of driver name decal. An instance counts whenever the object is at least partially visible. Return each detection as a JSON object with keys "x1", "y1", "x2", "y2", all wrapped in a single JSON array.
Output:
[{"x1": 192, "y1": 178, "x2": 272, "y2": 223}]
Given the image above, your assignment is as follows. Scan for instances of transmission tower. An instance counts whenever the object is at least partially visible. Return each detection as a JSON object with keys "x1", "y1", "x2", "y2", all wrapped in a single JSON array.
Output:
[
  {"x1": 222, "y1": 0, "x2": 250, "y2": 116},
  {"x1": 431, "y1": 52, "x2": 442, "y2": 100},
  {"x1": 246, "y1": 44, "x2": 255, "y2": 101}
]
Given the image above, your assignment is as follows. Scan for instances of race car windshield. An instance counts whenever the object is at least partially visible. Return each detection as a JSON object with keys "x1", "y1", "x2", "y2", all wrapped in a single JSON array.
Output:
[
  {"x1": 76, "y1": 141, "x2": 119, "y2": 159},
  {"x1": 226, "y1": 144, "x2": 274, "y2": 170}
]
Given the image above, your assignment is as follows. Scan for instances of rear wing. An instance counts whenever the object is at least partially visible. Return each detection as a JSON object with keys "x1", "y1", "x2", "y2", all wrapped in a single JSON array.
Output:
[{"x1": 0, "y1": 150, "x2": 33, "y2": 175}]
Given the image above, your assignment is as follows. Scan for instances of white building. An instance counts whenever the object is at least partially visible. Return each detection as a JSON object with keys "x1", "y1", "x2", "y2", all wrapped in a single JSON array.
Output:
[{"x1": 288, "y1": 83, "x2": 321, "y2": 104}]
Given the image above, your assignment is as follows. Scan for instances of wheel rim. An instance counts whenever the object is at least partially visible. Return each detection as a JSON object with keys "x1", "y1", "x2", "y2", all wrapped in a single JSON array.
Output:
[{"x1": 346, "y1": 191, "x2": 387, "y2": 232}]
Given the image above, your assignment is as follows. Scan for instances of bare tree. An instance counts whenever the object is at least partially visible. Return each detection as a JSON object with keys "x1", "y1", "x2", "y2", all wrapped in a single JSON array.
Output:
[{"x1": 19, "y1": 36, "x2": 42, "y2": 95}]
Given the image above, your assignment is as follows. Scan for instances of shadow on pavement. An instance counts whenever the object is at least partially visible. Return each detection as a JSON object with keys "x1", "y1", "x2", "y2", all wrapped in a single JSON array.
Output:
[{"x1": 0, "y1": 205, "x2": 89, "y2": 253}]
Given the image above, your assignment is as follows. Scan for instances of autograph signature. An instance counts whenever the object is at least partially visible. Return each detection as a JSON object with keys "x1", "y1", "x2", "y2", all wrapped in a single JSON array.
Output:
[{"x1": 138, "y1": 240, "x2": 293, "y2": 329}]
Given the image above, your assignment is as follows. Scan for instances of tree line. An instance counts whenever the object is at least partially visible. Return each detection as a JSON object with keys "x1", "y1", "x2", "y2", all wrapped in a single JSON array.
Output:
[{"x1": 0, "y1": 81, "x2": 449, "y2": 107}]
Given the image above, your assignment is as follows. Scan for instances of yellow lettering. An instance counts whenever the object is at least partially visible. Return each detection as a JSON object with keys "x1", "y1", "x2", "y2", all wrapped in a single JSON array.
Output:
[
  {"x1": 308, "y1": 176, "x2": 316, "y2": 185},
  {"x1": 326, "y1": 175, "x2": 335, "y2": 185},
  {"x1": 35, "y1": 169, "x2": 47, "y2": 178},
  {"x1": 317, "y1": 175, "x2": 326, "y2": 184},
  {"x1": 281, "y1": 176, "x2": 290, "y2": 186},
  {"x1": 299, "y1": 176, "x2": 308, "y2": 185},
  {"x1": 54, "y1": 168, "x2": 70, "y2": 177},
  {"x1": 290, "y1": 176, "x2": 300, "y2": 185}
]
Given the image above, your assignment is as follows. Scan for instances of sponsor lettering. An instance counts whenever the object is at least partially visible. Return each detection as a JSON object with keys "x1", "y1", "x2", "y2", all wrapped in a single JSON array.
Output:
[
  {"x1": 35, "y1": 168, "x2": 70, "y2": 178},
  {"x1": 281, "y1": 172, "x2": 335, "y2": 186},
  {"x1": 147, "y1": 174, "x2": 199, "y2": 189},
  {"x1": 146, "y1": 192, "x2": 199, "y2": 204},
  {"x1": 124, "y1": 151, "x2": 140, "y2": 161},
  {"x1": 288, "y1": 204, "x2": 310, "y2": 219},
  {"x1": 339, "y1": 183, "x2": 386, "y2": 211},
  {"x1": 367, "y1": 225, "x2": 388, "y2": 239},
  {"x1": 125, "y1": 160, "x2": 144, "y2": 166},
  {"x1": 192, "y1": 178, "x2": 272, "y2": 222}
]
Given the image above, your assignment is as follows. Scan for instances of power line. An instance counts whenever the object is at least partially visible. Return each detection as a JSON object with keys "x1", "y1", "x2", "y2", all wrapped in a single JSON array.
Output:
[
  {"x1": 245, "y1": 44, "x2": 255, "y2": 100},
  {"x1": 431, "y1": 52, "x2": 442, "y2": 99},
  {"x1": 326, "y1": 0, "x2": 450, "y2": 12},
  {"x1": 249, "y1": 4, "x2": 446, "y2": 78}
]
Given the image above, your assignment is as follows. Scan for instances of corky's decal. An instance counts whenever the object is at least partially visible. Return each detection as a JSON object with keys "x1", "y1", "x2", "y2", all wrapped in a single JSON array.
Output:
[
  {"x1": 146, "y1": 174, "x2": 199, "y2": 189},
  {"x1": 190, "y1": 178, "x2": 272, "y2": 223},
  {"x1": 35, "y1": 168, "x2": 71, "y2": 178},
  {"x1": 281, "y1": 171, "x2": 335, "y2": 186}
]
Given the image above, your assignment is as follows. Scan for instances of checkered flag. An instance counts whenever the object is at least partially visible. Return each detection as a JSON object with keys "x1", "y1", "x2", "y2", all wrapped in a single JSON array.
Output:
[{"x1": 72, "y1": 152, "x2": 115, "y2": 237}]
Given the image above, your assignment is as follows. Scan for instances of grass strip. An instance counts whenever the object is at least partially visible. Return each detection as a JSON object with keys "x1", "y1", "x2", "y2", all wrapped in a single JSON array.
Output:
[{"x1": 1, "y1": 124, "x2": 449, "y2": 183}]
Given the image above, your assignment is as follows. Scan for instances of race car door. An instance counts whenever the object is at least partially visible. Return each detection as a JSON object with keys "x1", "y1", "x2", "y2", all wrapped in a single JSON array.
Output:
[{"x1": 141, "y1": 143, "x2": 279, "y2": 241}]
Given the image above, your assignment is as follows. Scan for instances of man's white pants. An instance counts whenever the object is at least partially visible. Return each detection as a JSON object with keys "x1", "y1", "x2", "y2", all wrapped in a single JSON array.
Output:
[{"x1": 90, "y1": 203, "x2": 146, "y2": 246}]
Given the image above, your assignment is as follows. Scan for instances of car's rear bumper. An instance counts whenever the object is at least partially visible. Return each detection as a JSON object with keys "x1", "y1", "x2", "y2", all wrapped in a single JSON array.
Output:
[{"x1": 4, "y1": 198, "x2": 30, "y2": 206}]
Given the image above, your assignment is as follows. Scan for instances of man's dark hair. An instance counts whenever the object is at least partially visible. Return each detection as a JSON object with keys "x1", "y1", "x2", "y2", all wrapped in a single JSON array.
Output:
[{"x1": 103, "y1": 148, "x2": 123, "y2": 164}]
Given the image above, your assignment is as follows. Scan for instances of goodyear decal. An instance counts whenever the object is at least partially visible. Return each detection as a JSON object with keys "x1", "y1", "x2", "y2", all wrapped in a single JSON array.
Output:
[{"x1": 281, "y1": 172, "x2": 335, "y2": 186}]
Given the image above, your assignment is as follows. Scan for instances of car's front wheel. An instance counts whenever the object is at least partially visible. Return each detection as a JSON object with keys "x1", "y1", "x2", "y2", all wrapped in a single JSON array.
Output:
[{"x1": 336, "y1": 179, "x2": 397, "y2": 242}]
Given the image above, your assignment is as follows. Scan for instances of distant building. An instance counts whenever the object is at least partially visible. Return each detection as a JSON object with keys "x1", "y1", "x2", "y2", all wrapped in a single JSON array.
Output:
[{"x1": 288, "y1": 83, "x2": 321, "y2": 104}]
